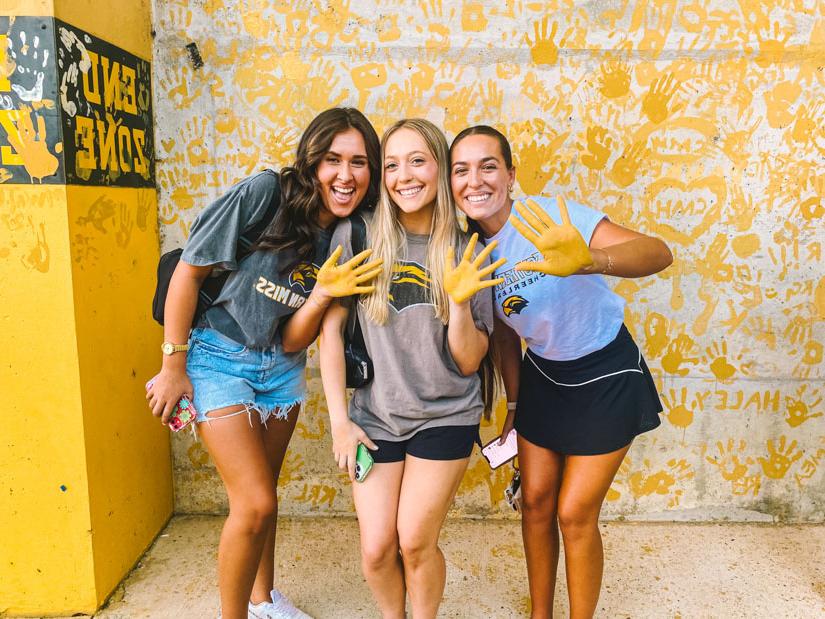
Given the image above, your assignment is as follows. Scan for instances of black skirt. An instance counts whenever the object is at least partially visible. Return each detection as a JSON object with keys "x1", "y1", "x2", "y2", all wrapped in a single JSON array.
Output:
[{"x1": 514, "y1": 325, "x2": 662, "y2": 456}]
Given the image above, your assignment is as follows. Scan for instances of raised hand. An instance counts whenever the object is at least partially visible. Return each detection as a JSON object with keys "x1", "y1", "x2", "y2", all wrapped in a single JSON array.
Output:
[
  {"x1": 444, "y1": 233, "x2": 506, "y2": 304},
  {"x1": 509, "y1": 196, "x2": 594, "y2": 277},
  {"x1": 316, "y1": 245, "x2": 383, "y2": 298}
]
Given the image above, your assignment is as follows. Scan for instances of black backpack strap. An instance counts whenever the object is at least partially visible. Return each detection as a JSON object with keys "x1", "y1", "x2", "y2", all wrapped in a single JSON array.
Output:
[
  {"x1": 349, "y1": 211, "x2": 367, "y2": 255},
  {"x1": 236, "y1": 169, "x2": 280, "y2": 256}
]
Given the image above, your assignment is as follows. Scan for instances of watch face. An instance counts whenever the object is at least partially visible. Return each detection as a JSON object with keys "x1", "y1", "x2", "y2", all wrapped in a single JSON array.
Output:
[{"x1": 162, "y1": 343, "x2": 173, "y2": 354}]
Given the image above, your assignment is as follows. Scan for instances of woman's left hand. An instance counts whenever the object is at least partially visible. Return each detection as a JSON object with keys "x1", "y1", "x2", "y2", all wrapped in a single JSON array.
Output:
[
  {"x1": 316, "y1": 245, "x2": 384, "y2": 299},
  {"x1": 444, "y1": 233, "x2": 506, "y2": 304},
  {"x1": 509, "y1": 195, "x2": 595, "y2": 277}
]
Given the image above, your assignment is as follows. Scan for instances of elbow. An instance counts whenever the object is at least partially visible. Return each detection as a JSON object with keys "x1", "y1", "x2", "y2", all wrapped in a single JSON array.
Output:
[
  {"x1": 457, "y1": 360, "x2": 481, "y2": 377},
  {"x1": 659, "y1": 241, "x2": 674, "y2": 272},
  {"x1": 280, "y1": 333, "x2": 309, "y2": 354}
]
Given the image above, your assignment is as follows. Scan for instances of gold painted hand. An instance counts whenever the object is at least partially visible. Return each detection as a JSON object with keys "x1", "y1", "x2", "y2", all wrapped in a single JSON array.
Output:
[
  {"x1": 509, "y1": 196, "x2": 594, "y2": 277},
  {"x1": 444, "y1": 233, "x2": 506, "y2": 305},
  {"x1": 316, "y1": 245, "x2": 384, "y2": 298}
]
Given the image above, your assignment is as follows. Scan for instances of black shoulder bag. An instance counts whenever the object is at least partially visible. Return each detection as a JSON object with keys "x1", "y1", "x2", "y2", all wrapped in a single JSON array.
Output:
[
  {"x1": 344, "y1": 213, "x2": 374, "y2": 388},
  {"x1": 151, "y1": 170, "x2": 281, "y2": 326}
]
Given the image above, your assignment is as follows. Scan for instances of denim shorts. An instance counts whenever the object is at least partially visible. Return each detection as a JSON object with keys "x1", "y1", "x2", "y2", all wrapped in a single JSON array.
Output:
[{"x1": 186, "y1": 327, "x2": 306, "y2": 425}]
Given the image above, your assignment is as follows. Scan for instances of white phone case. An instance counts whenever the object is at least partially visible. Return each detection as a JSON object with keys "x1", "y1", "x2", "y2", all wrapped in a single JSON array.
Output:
[{"x1": 481, "y1": 429, "x2": 518, "y2": 469}]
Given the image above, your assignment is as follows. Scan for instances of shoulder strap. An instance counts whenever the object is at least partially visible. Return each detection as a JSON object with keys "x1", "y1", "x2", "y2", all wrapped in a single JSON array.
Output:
[
  {"x1": 236, "y1": 169, "x2": 280, "y2": 257},
  {"x1": 349, "y1": 211, "x2": 367, "y2": 255}
]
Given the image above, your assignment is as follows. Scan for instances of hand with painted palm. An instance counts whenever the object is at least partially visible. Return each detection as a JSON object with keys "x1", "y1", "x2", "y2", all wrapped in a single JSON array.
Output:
[
  {"x1": 444, "y1": 233, "x2": 506, "y2": 304},
  {"x1": 509, "y1": 195, "x2": 594, "y2": 277},
  {"x1": 316, "y1": 245, "x2": 384, "y2": 298}
]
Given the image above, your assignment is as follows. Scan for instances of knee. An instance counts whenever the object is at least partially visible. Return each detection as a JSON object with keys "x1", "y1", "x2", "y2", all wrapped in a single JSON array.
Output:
[
  {"x1": 398, "y1": 531, "x2": 437, "y2": 567},
  {"x1": 520, "y1": 485, "x2": 558, "y2": 522},
  {"x1": 229, "y1": 491, "x2": 278, "y2": 536},
  {"x1": 360, "y1": 538, "x2": 399, "y2": 574},
  {"x1": 557, "y1": 502, "x2": 598, "y2": 540}
]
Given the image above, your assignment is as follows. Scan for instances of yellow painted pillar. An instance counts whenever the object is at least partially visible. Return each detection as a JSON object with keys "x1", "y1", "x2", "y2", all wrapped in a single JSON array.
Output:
[{"x1": 0, "y1": 1, "x2": 172, "y2": 615}]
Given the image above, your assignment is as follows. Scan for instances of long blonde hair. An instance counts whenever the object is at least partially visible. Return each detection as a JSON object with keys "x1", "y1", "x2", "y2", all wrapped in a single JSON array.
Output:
[{"x1": 361, "y1": 118, "x2": 462, "y2": 326}]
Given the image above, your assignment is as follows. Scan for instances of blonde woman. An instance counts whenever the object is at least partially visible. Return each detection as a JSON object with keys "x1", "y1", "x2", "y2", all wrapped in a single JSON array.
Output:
[{"x1": 318, "y1": 118, "x2": 504, "y2": 618}]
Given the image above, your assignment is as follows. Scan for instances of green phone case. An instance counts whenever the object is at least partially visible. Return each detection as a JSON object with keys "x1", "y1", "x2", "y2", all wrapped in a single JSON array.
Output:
[{"x1": 355, "y1": 443, "x2": 374, "y2": 482}]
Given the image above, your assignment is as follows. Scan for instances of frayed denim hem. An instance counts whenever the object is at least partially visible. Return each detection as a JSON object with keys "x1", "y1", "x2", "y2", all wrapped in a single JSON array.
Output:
[{"x1": 194, "y1": 397, "x2": 304, "y2": 435}]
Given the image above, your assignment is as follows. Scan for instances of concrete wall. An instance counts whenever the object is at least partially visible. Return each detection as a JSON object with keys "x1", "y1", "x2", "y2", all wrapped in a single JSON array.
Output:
[
  {"x1": 152, "y1": 0, "x2": 825, "y2": 522},
  {"x1": 0, "y1": 1, "x2": 172, "y2": 614}
]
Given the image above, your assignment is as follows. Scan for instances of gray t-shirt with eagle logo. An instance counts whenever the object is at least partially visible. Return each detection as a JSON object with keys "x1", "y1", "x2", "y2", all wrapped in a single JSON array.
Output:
[
  {"x1": 181, "y1": 170, "x2": 332, "y2": 349},
  {"x1": 331, "y1": 216, "x2": 494, "y2": 441}
]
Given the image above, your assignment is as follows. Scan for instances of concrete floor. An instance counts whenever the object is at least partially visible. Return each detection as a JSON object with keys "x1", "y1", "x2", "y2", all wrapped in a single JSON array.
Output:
[{"x1": 77, "y1": 516, "x2": 823, "y2": 618}]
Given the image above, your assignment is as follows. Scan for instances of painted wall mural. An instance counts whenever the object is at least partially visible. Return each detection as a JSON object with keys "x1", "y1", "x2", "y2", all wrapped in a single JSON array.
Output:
[
  {"x1": 0, "y1": 16, "x2": 154, "y2": 187},
  {"x1": 151, "y1": 0, "x2": 825, "y2": 521}
]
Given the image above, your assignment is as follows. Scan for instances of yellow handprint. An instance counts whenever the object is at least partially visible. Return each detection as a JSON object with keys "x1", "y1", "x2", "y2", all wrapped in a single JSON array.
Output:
[
  {"x1": 598, "y1": 60, "x2": 631, "y2": 99},
  {"x1": 608, "y1": 141, "x2": 647, "y2": 188},
  {"x1": 509, "y1": 196, "x2": 594, "y2": 277},
  {"x1": 702, "y1": 340, "x2": 752, "y2": 381},
  {"x1": 661, "y1": 387, "x2": 695, "y2": 435},
  {"x1": 580, "y1": 125, "x2": 614, "y2": 171},
  {"x1": 758, "y1": 436, "x2": 803, "y2": 480},
  {"x1": 5, "y1": 106, "x2": 62, "y2": 183},
  {"x1": 660, "y1": 333, "x2": 698, "y2": 376},
  {"x1": 316, "y1": 245, "x2": 384, "y2": 298},
  {"x1": 706, "y1": 439, "x2": 751, "y2": 483},
  {"x1": 444, "y1": 233, "x2": 505, "y2": 305},
  {"x1": 784, "y1": 386, "x2": 823, "y2": 429},
  {"x1": 525, "y1": 16, "x2": 565, "y2": 65},
  {"x1": 642, "y1": 73, "x2": 681, "y2": 124}
]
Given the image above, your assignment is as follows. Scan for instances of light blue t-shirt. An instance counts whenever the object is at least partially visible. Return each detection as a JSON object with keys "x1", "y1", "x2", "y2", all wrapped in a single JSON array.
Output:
[{"x1": 487, "y1": 195, "x2": 625, "y2": 361}]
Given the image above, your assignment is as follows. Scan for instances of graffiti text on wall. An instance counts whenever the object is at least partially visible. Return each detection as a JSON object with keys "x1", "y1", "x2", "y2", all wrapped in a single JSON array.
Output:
[{"x1": 56, "y1": 20, "x2": 154, "y2": 187}]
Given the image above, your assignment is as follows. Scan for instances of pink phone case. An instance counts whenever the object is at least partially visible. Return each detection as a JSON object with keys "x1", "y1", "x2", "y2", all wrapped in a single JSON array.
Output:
[
  {"x1": 145, "y1": 375, "x2": 197, "y2": 432},
  {"x1": 481, "y1": 429, "x2": 518, "y2": 469}
]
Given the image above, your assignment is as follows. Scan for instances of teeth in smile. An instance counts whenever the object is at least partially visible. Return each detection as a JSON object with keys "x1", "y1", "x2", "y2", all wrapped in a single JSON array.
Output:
[
  {"x1": 333, "y1": 186, "x2": 354, "y2": 195},
  {"x1": 399, "y1": 186, "x2": 422, "y2": 197},
  {"x1": 467, "y1": 193, "x2": 490, "y2": 203}
]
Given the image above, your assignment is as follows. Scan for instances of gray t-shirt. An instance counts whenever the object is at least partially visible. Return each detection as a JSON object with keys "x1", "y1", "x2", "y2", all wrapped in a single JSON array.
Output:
[
  {"x1": 331, "y1": 217, "x2": 495, "y2": 441},
  {"x1": 181, "y1": 170, "x2": 332, "y2": 349}
]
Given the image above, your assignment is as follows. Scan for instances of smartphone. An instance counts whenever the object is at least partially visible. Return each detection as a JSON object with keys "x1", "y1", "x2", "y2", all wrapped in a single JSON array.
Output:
[
  {"x1": 145, "y1": 375, "x2": 198, "y2": 432},
  {"x1": 481, "y1": 429, "x2": 518, "y2": 469},
  {"x1": 355, "y1": 443, "x2": 374, "y2": 482}
]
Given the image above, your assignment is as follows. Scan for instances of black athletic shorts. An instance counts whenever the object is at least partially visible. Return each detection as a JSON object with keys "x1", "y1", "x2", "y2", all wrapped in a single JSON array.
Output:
[
  {"x1": 515, "y1": 324, "x2": 662, "y2": 456},
  {"x1": 370, "y1": 424, "x2": 480, "y2": 463}
]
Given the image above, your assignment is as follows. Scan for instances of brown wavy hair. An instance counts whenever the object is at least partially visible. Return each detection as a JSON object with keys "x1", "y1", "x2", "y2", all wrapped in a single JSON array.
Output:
[{"x1": 256, "y1": 108, "x2": 380, "y2": 269}]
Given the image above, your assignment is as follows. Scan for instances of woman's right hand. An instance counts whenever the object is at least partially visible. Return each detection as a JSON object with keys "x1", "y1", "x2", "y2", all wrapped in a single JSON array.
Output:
[
  {"x1": 331, "y1": 419, "x2": 378, "y2": 481},
  {"x1": 146, "y1": 368, "x2": 194, "y2": 425}
]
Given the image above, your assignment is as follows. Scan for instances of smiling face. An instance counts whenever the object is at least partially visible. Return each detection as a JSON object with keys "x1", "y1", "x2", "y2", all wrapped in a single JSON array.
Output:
[
  {"x1": 383, "y1": 127, "x2": 439, "y2": 222},
  {"x1": 450, "y1": 133, "x2": 515, "y2": 232},
  {"x1": 315, "y1": 128, "x2": 371, "y2": 227}
]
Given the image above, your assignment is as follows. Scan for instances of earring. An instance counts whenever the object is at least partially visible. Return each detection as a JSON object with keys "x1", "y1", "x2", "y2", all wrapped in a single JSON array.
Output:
[{"x1": 507, "y1": 184, "x2": 513, "y2": 193}]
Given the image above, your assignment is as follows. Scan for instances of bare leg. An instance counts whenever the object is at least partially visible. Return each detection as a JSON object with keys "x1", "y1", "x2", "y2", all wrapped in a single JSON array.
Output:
[
  {"x1": 352, "y1": 461, "x2": 407, "y2": 619},
  {"x1": 198, "y1": 407, "x2": 278, "y2": 619},
  {"x1": 396, "y1": 455, "x2": 470, "y2": 619},
  {"x1": 517, "y1": 434, "x2": 565, "y2": 619},
  {"x1": 557, "y1": 444, "x2": 630, "y2": 619},
  {"x1": 250, "y1": 405, "x2": 300, "y2": 604}
]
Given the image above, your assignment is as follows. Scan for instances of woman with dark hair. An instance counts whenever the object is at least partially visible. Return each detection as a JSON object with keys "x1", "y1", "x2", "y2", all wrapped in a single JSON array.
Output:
[
  {"x1": 147, "y1": 108, "x2": 383, "y2": 619},
  {"x1": 450, "y1": 125, "x2": 673, "y2": 618}
]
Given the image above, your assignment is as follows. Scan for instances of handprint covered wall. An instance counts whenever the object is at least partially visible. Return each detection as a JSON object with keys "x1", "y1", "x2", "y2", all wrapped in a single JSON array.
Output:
[{"x1": 153, "y1": 0, "x2": 824, "y2": 521}]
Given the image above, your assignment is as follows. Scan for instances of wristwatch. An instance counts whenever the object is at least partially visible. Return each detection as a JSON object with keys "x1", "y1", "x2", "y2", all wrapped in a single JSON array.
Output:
[{"x1": 161, "y1": 342, "x2": 189, "y2": 355}]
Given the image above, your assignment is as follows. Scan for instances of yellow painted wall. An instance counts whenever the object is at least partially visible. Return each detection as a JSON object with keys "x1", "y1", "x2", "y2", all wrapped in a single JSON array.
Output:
[
  {"x1": 154, "y1": 0, "x2": 825, "y2": 522},
  {"x1": 1, "y1": 0, "x2": 171, "y2": 614},
  {"x1": 54, "y1": 0, "x2": 152, "y2": 59},
  {"x1": 0, "y1": 185, "x2": 97, "y2": 613},
  {"x1": 66, "y1": 185, "x2": 172, "y2": 603}
]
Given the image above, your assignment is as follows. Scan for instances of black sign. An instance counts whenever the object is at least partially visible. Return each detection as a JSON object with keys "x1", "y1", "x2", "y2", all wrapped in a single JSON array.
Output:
[{"x1": 56, "y1": 19, "x2": 154, "y2": 187}]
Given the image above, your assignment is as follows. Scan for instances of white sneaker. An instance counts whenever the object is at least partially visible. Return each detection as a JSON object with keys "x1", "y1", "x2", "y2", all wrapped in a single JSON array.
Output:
[{"x1": 248, "y1": 589, "x2": 312, "y2": 619}]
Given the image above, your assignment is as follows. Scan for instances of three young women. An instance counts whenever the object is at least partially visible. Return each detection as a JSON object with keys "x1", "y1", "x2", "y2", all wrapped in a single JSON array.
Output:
[
  {"x1": 146, "y1": 108, "x2": 384, "y2": 619},
  {"x1": 450, "y1": 125, "x2": 673, "y2": 618},
  {"x1": 318, "y1": 118, "x2": 503, "y2": 618}
]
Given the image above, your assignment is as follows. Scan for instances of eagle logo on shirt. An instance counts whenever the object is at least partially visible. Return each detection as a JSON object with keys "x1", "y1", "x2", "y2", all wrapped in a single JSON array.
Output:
[
  {"x1": 388, "y1": 261, "x2": 431, "y2": 312},
  {"x1": 289, "y1": 262, "x2": 319, "y2": 293},
  {"x1": 502, "y1": 295, "x2": 528, "y2": 316}
]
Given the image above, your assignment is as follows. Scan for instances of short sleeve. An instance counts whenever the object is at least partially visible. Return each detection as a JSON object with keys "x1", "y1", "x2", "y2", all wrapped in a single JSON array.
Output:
[{"x1": 181, "y1": 171, "x2": 279, "y2": 270}]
